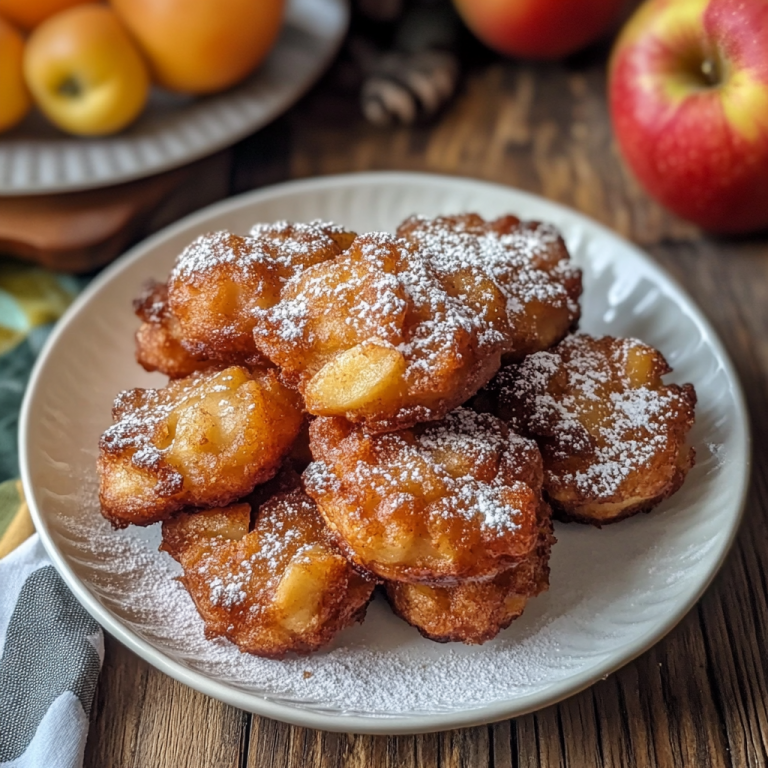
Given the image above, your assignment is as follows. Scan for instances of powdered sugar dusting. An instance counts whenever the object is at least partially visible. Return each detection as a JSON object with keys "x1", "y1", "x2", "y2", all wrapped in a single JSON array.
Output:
[
  {"x1": 248, "y1": 220, "x2": 341, "y2": 263},
  {"x1": 55, "y1": 461, "x2": 711, "y2": 717},
  {"x1": 416, "y1": 409, "x2": 529, "y2": 532},
  {"x1": 203, "y1": 498, "x2": 310, "y2": 609},
  {"x1": 399, "y1": 216, "x2": 581, "y2": 321},
  {"x1": 253, "y1": 232, "x2": 507, "y2": 390},
  {"x1": 209, "y1": 573, "x2": 248, "y2": 609},
  {"x1": 307, "y1": 409, "x2": 532, "y2": 534},
  {"x1": 500, "y1": 335, "x2": 693, "y2": 499},
  {"x1": 171, "y1": 221, "x2": 343, "y2": 289},
  {"x1": 170, "y1": 231, "x2": 272, "y2": 283}
]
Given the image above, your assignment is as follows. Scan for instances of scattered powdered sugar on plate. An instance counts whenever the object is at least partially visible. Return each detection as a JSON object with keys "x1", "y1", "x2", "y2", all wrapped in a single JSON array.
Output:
[
  {"x1": 27, "y1": 184, "x2": 744, "y2": 723},
  {"x1": 55, "y1": 459, "x2": 712, "y2": 716},
  {"x1": 705, "y1": 441, "x2": 727, "y2": 472}
]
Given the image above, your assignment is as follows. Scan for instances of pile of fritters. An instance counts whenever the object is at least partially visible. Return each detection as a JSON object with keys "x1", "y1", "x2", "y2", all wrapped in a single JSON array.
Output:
[{"x1": 97, "y1": 213, "x2": 696, "y2": 656}]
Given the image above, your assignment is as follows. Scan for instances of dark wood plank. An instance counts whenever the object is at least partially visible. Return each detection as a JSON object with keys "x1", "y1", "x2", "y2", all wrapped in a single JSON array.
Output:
[
  {"x1": 237, "y1": 56, "x2": 699, "y2": 246},
  {"x1": 650, "y1": 239, "x2": 768, "y2": 768},
  {"x1": 83, "y1": 619, "x2": 247, "y2": 767}
]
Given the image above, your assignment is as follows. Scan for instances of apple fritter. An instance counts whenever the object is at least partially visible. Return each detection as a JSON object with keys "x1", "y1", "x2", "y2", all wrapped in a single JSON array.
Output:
[
  {"x1": 134, "y1": 280, "x2": 212, "y2": 378},
  {"x1": 386, "y1": 502, "x2": 554, "y2": 644},
  {"x1": 98, "y1": 365, "x2": 303, "y2": 528},
  {"x1": 161, "y1": 472, "x2": 375, "y2": 658},
  {"x1": 396, "y1": 213, "x2": 582, "y2": 359},
  {"x1": 253, "y1": 232, "x2": 511, "y2": 432},
  {"x1": 166, "y1": 221, "x2": 354, "y2": 366},
  {"x1": 487, "y1": 334, "x2": 697, "y2": 525},
  {"x1": 304, "y1": 408, "x2": 542, "y2": 584},
  {"x1": 250, "y1": 218, "x2": 358, "y2": 253}
]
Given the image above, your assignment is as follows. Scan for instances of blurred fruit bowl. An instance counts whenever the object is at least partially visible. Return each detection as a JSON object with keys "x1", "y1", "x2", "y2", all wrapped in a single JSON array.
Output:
[
  {"x1": 0, "y1": 0, "x2": 348, "y2": 194},
  {"x1": 1, "y1": 0, "x2": 288, "y2": 137}
]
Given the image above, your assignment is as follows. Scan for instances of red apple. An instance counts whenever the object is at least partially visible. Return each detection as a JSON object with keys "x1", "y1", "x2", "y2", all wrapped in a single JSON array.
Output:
[
  {"x1": 452, "y1": 0, "x2": 623, "y2": 60},
  {"x1": 609, "y1": 0, "x2": 768, "y2": 233}
]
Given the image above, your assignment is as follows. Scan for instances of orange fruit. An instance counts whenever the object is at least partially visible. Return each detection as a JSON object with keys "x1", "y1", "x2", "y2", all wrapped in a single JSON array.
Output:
[
  {"x1": 110, "y1": 0, "x2": 285, "y2": 94},
  {"x1": 0, "y1": 16, "x2": 31, "y2": 132},
  {"x1": 24, "y1": 4, "x2": 149, "y2": 136},
  {"x1": 0, "y1": 0, "x2": 90, "y2": 31}
]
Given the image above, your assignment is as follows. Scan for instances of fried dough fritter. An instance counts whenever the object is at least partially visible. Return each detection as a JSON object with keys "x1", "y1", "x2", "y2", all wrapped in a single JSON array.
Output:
[
  {"x1": 304, "y1": 408, "x2": 542, "y2": 584},
  {"x1": 134, "y1": 280, "x2": 212, "y2": 378},
  {"x1": 98, "y1": 366, "x2": 303, "y2": 528},
  {"x1": 386, "y1": 502, "x2": 554, "y2": 644},
  {"x1": 252, "y1": 232, "x2": 511, "y2": 432},
  {"x1": 396, "y1": 213, "x2": 582, "y2": 359},
  {"x1": 250, "y1": 218, "x2": 358, "y2": 253},
  {"x1": 165, "y1": 221, "x2": 354, "y2": 366},
  {"x1": 161, "y1": 472, "x2": 375, "y2": 658},
  {"x1": 487, "y1": 334, "x2": 697, "y2": 525}
]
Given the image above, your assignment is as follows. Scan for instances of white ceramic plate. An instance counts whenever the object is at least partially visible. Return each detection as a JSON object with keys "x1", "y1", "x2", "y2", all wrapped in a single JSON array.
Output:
[
  {"x1": 20, "y1": 173, "x2": 750, "y2": 734},
  {"x1": 0, "y1": 0, "x2": 347, "y2": 195}
]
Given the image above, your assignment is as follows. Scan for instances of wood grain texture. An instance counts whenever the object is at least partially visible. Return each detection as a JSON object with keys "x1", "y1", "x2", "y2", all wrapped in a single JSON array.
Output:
[
  {"x1": 83, "y1": 49, "x2": 768, "y2": 768},
  {"x1": 84, "y1": 636, "x2": 246, "y2": 768}
]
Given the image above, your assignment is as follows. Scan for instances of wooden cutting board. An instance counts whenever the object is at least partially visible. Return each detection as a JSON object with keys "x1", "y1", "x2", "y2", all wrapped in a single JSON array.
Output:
[{"x1": 0, "y1": 152, "x2": 231, "y2": 273}]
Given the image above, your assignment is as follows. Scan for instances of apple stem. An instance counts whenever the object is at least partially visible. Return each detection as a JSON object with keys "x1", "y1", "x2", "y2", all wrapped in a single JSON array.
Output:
[
  {"x1": 700, "y1": 56, "x2": 721, "y2": 87},
  {"x1": 57, "y1": 77, "x2": 83, "y2": 99}
]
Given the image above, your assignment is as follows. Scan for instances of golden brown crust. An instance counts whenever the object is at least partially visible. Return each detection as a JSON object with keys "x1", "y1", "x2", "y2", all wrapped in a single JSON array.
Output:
[
  {"x1": 248, "y1": 219, "x2": 356, "y2": 256},
  {"x1": 385, "y1": 503, "x2": 555, "y2": 644},
  {"x1": 165, "y1": 222, "x2": 353, "y2": 367},
  {"x1": 252, "y1": 232, "x2": 511, "y2": 432},
  {"x1": 160, "y1": 472, "x2": 375, "y2": 658},
  {"x1": 160, "y1": 502, "x2": 252, "y2": 562},
  {"x1": 396, "y1": 213, "x2": 582, "y2": 359},
  {"x1": 550, "y1": 443, "x2": 694, "y2": 526},
  {"x1": 98, "y1": 365, "x2": 303, "y2": 527},
  {"x1": 133, "y1": 281, "x2": 212, "y2": 378},
  {"x1": 304, "y1": 409, "x2": 543, "y2": 584},
  {"x1": 486, "y1": 334, "x2": 697, "y2": 526}
]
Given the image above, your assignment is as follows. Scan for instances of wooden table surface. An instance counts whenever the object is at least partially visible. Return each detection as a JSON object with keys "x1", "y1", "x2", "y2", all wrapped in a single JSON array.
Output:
[{"x1": 82, "y1": 40, "x2": 768, "y2": 768}]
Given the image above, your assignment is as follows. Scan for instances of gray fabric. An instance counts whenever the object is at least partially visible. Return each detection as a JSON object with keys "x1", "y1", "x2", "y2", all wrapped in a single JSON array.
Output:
[{"x1": 0, "y1": 566, "x2": 100, "y2": 761}]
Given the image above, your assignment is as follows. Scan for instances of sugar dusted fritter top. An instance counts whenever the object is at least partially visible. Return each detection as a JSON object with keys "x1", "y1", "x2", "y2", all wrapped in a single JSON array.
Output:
[
  {"x1": 489, "y1": 333, "x2": 697, "y2": 525},
  {"x1": 164, "y1": 221, "x2": 354, "y2": 368},
  {"x1": 98, "y1": 365, "x2": 303, "y2": 527},
  {"x1": 250, "y1": 218, "x2": 357, "y2": 254},
  {"x1": 397, "y1": 213, "x2": 582, "y2": 358},
  {"x1": 252, "y1": 232, "x2": 511, "y2": 432},
  {"x1": 160, "y1": 470, "x2": 374, "y2": 658},
  {"x1": 304, "y1": 408, "x2": 542, "y2": 584}
]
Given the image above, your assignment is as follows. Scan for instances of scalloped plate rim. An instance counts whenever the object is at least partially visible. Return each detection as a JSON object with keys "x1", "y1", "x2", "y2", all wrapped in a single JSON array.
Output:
[{"x1": 20, "y1": 172, "x2": 751, "y2": 734}]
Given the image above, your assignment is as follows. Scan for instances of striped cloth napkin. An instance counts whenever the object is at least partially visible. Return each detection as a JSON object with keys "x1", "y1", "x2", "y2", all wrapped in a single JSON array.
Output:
[{"x1": 0, "y1": 266, "x2": 102, "y2": 768}]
